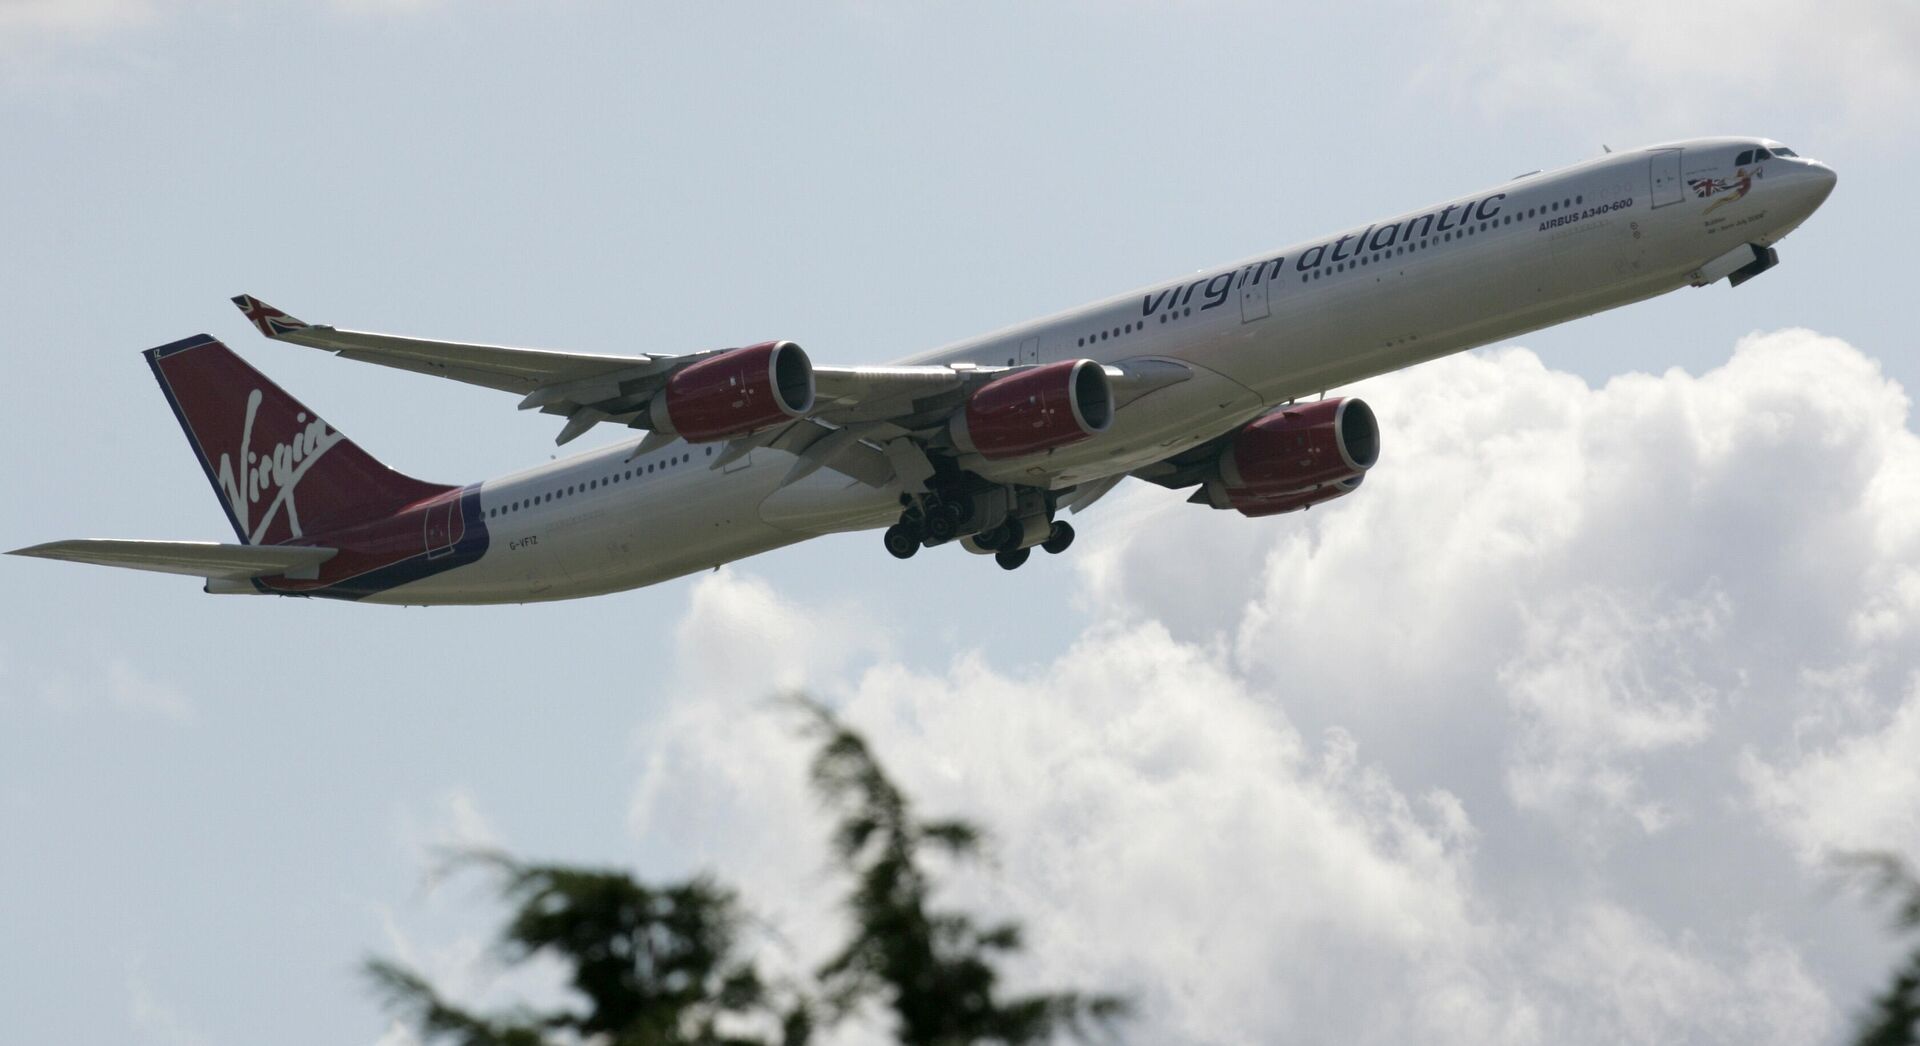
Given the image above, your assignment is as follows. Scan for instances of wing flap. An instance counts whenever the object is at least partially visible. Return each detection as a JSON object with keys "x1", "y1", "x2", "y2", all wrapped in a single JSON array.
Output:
[{"x1": 9, "y1": 539, "x2": 336, "y2": 580}]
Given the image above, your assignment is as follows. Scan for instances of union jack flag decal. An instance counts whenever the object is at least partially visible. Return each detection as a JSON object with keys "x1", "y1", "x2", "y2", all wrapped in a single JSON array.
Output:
[{"x1": 230, "y1": 295, "x2": 308, "y2": 338}]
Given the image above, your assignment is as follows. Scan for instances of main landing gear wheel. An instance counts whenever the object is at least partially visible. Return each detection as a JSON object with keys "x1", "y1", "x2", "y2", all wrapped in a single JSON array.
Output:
[
  {"x1": 995, "y1": 547, "x2": 1032, "y2": 571},
  {"x1": 884, "y1": 523, "x2": 921, "y2": 560},
  {"x1": 1041, "y1": 521, "x2": 1075, "y2": 555},
  {"x1": 923, "y1": 503, "x2": 962, "y2": 543}
]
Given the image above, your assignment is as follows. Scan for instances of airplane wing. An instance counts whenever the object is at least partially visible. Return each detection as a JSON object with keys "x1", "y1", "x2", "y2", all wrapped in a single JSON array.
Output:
[
  {"x1": 232, "y1": 295, "x2": 976, "y2": 445},
  {"x1": 9, "y1": 539, "x2": 336, "y2": 580},
  {"x1": 230, "y1": 296, "x2": 1192, "y2": 494}
]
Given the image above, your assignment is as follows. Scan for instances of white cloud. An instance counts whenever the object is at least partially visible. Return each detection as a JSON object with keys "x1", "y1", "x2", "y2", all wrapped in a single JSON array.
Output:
[
  {"x1": 626, "y1": 328, "x2": 1917, "y2": 1043},
  {"x1": 1743, "y1": 674, "x2": 1920, "y2": 864},
  {"x1": 1500, "y1": 585, "x2": 1728, "y2": 836}
]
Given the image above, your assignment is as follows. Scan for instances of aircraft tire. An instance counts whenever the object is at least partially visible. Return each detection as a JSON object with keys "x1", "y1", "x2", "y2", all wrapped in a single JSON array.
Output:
[
  {"x1": 1041, "y1": 521, "x2": 1075, "y2": 554},
  {"x1": 924, "y1": 505, "x2": 961, "y2": 543},
  {"x1": 884, "y1": 524, "x2": 920, "y2": 560},
  {"x1": 995, "y1": 547, "x2": 1031, "y2": 571}
]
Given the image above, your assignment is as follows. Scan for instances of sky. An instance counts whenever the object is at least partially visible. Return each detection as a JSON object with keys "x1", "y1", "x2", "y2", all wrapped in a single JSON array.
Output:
[{"x1": 2, "y1": 1, "x2": 1918, "y2": 1043}]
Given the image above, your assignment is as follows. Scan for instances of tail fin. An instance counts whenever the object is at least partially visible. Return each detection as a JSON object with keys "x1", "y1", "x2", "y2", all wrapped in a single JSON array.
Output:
[{"x1": 146, "y1": 334, "x2": 453, "y2": 545}]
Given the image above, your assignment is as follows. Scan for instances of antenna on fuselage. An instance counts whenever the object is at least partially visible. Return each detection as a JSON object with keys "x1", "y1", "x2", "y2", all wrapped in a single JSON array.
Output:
[{"x1": 1602, "y1": 144, "x2": 1612, "y2": 153}]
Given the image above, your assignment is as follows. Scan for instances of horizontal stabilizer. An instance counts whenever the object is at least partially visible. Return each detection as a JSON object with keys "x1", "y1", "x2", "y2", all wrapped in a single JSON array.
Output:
[{"x1": 9, "y1": 539, "x2": 336, "y2": 580}]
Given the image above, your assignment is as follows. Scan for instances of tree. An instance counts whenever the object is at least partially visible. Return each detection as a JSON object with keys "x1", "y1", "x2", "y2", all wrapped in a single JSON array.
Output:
[
  {"x1": 795, "y1": 697, "x2": 1129, "y2": 1044},
  {"x1": 1842, "y1": 852, "x2": 1920, "y2": 1046},
  {"x1": 366, "y1": 697, "x2": 1128, "y2": 1045},
  {"x1": 367, "y1": 853, "x2": 810, "y2": 1046}
]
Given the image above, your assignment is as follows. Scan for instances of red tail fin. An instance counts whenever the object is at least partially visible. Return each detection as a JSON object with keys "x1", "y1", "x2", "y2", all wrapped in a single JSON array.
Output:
[{"x1": 145, "y1": 334, "x2": 453, "y2": 545}]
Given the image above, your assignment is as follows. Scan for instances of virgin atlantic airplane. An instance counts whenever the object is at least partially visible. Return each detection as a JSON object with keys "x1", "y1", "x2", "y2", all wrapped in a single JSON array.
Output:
[{"x1": 13, "y1": 138, "x2": 1835, "y2": 604}]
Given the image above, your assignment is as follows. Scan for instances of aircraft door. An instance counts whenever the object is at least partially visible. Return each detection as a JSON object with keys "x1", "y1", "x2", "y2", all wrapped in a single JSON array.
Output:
[
  {"x1": 424, "y1": 496, "x2": 462, "y2": 558},
  {"x1": 1018, "y1": 336, "x2": 1040, "y2": 365},
  {"x1": 1649, "y1": 149, "x2": 1684, "y2": 208},
  {"x1": 1239, "y1": 269, "x2": 1271, "y2": 323}
]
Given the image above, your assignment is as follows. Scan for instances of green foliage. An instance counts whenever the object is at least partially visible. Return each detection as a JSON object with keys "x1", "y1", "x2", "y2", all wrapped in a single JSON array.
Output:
[
  {"x1": 367, "y1": 695, "x2": 1129, "y2": 1046},
  {"x1": 794, "y1": 696, "x2": 1130, "y2": 1045},
  {"x1": 365, "y1": 854, "x2": 809, "y2": 1046},
  {"x1": 1842, "y1": 852, "x2": 1920, "y2": 1046}
]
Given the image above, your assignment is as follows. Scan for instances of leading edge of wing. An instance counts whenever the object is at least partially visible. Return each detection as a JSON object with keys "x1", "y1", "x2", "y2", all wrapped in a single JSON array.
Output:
[{"x1": 230, "y1": 294, "x2": 665, "y2": 394}]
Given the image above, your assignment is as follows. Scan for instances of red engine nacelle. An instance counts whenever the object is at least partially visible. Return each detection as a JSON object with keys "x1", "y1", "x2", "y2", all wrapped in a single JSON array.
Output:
[
  {"x1": 1228, "y1": 475, "x2": 1364, "y2": 517},
  {"x1": 649, "y1": 341, "x2": 815, "y2": 442},
  {"x1": 949, "y1": 359, "x2": 1113, "y2": 460},
  {"x1": 1200, "y1": 397, "x2": 1379, "y2": 517}
]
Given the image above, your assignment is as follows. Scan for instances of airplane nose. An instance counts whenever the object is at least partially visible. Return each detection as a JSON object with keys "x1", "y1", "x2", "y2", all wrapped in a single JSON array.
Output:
[{"x1": 1806, "y1": 162, "x2": 1837, "y2": 209}]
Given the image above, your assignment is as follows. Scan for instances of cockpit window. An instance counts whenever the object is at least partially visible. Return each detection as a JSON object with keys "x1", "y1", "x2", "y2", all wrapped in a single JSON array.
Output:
[
  {"x1": 1753, "y1": 147, "x2": 1774, "y2": 159},
  {"x1": 1736, "y1": 149, "x2": 1754, "y2": 165},
  {"x1": 1772, "y1": 146, "x2": 1798, "y2": 157}
]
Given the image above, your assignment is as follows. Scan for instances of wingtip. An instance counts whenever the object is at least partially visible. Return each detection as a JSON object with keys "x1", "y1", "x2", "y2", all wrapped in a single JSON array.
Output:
[{"x1": 231, "y1": 294, "x2": 309, "y2": 338}]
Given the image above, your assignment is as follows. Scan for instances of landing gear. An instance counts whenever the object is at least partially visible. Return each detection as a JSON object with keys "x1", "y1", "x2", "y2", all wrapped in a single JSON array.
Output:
[
  {"x1": 1041, "y1": 521, "x2": 1075, "y2": 555},
  {"x1": 923, "y1": 502, "x2": 963, "y2": 543},
  {"x1": 883, "y1": 523, "x2": 921, "y2": 560},
  {"x1": 879, "y1": 481, "x2": 1078, "y2": 572}
]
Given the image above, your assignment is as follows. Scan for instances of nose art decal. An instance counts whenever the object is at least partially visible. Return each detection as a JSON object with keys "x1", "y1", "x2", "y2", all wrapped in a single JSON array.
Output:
[{"x1": 1689, "y1": 164, "x2": 1762, "y2": 215}]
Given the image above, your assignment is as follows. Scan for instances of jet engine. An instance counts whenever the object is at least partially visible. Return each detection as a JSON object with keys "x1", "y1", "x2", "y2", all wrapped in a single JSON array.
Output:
[
  {"x1": 649, "y1": 341, "x2": 815, "y2": 442},
  {"x1": 1197, "y1": 397, "x2": 1379, "y2": 517},
  {"x1": 1226, "y1": 475, "x2": 1365, "y2": 516},
  {"x1": 949, "y1": 359, "x2": 1113, "y2": 460}
]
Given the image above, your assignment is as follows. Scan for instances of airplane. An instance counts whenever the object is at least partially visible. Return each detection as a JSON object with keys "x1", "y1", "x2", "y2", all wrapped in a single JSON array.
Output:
[{"x1": 11, "y1": 137, "x2": 1835, "y2": 605}]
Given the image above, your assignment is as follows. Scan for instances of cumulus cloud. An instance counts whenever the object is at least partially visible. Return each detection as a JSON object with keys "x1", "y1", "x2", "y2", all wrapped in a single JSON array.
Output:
[
  {"x1": 1743, "y1": 674, "x2": 1920, "y2": 864},
  {"x1": 625, "y1": 328, "x2": 1916, "y2": 1043}
]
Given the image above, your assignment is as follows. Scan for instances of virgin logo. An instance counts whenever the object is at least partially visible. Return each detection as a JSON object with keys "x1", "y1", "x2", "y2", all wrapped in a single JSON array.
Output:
[{"x1": 215, "y1": 389, "x2": 344, "y2": 543}]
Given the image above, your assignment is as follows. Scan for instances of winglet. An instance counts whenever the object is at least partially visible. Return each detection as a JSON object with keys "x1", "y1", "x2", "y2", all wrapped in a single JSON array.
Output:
[{"x1": 230, "y1": 295, "x2": 310, "y2": 339}]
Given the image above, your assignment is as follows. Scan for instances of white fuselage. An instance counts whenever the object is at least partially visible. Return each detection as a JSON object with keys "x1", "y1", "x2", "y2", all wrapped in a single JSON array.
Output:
[{"x1": 377, "y1": 138, "x2": 1835, "y2": 604}]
